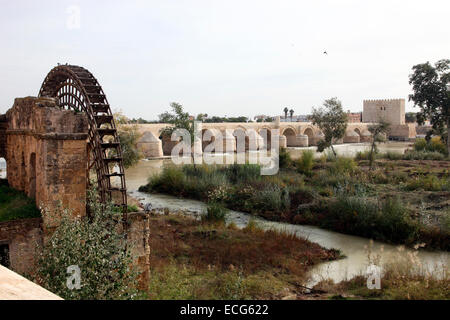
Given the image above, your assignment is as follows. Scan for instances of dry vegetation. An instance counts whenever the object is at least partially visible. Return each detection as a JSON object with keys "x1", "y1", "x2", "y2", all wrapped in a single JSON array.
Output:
[{"x1": 147, "y1": 214, "x2": 341, "y2": 300}]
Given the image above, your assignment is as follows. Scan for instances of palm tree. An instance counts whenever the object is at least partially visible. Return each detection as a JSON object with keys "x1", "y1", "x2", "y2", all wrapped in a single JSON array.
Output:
[
  {"x1": 289, "y1": 109, "x2": 294, "y2": 121},
  {"x1": 283, "y1": 107, "x2": 289, "y2": 120}
]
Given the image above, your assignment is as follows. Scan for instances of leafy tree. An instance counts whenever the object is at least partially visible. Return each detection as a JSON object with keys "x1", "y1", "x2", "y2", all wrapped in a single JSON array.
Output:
[
  {"x1": 113, "y1": 111, "x2": 143, "y2": 168},
  {"x1": 405, "y1": 112, "x2": 417, "y2": 123},
  {"x1": 289, "y1": 109, "x2": 294, "y2": 121},
  {"x1": 310, "y1": 98, "x2": 348, "y2": 157},
  {"x1": 368, "y1": 120, "x2": 390, "y2": 170},
  {"x1": 409, "y1": 59, "x2": 450, "y2": 154},
  {"x1": 196, "y1": 113, "x2": 208, "y2": 122},
  {"x1": 35, "y1": 189, "x2": 139, "y2": 300},
  {"x1": 160, "y1": 102, "x2": 197, "y2": 164},
  {"x1": 283, "y1": 107, "x2": 289, "y2": 120},
  {"x1": 118, "y1": 126, "x2": 143, "y2": 168}
]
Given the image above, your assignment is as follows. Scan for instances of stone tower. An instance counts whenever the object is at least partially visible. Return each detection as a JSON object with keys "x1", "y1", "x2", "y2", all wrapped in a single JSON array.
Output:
[{"x1": 362, "y1": 99, "x2": 405, "y2": 125}]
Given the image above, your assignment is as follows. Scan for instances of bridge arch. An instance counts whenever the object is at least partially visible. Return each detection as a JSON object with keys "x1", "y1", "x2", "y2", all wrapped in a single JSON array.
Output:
[
  {"x1": 258, "y1": 127, "x2": 272, "y2": 150},
  {"x1": 302, "y1": 127, "x2": 315, "y2": 146},
  {"x1": 281, "y1": 127, "x2": 297, "y2": 147}
]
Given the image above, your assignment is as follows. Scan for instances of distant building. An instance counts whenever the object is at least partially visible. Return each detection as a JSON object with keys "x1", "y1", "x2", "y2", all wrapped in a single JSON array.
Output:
[
  {"x1": 346, "y1": 111, "x2": 362, "y2": 123},
  {"x1": 362, "y1": 99, "x2": 405, "y2": 125},
  {"x1": 279, "y1": 115, "x2": 310, "y2": 122}
]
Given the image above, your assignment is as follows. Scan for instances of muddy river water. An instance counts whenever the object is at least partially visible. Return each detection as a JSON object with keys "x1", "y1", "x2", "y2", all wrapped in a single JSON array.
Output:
[{"x1": 125, "y1": 142, "x2": 449, "y2": 286}]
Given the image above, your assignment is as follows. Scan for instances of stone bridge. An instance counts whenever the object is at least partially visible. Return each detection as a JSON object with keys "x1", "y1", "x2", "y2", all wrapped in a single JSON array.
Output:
[{"x1": 133, "y1": 119, "x2": 379, "y2": 158}]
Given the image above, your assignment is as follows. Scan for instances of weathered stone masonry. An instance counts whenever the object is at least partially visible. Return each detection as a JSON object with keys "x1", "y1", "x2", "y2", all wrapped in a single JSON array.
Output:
[
  {"x1": 0, "y1": 97, "x2": 150, "y2": 289},
  {"x1": 0, "y1": 218, "x2": 42, "y2": 275},
  {"x1": 6, "y1": 97, "x2": 88, "y2": 218}
]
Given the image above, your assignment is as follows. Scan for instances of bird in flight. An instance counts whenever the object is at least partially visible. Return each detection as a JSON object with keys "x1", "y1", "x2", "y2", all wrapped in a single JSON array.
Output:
[{"x1": 323, "y1": 50, "x2": 328, "y2": 55}]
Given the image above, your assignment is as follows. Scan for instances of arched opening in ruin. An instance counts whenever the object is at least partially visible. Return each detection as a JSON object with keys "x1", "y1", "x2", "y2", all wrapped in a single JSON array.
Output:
[
  {"x1": 282, "y1": 128, "x2": 296, "y2": 147},
  {"x1": 159, "y1": 133, "x2": 179, "y2": 156},
  {"x1": 234, "y1": 128, "x2": 249, "y2": 152},
  {"x1": 0, "y1": 157, "x2": 6, "y2": 179},
  {"x1": 303, "y1": 128, "x2": 314, "y2": 146},
  {"x1": 202, "y1": 129, "x2": 216, "y2": 153},
  {"x1": 259, "y1": 128, "x2": 272, "y2": 150},
  {"x1": 29, "y1": 153, "x2": 36, "y2": 199},
  {"x1": 354, "y1": 128, "x2": 361, "y2": 136}
]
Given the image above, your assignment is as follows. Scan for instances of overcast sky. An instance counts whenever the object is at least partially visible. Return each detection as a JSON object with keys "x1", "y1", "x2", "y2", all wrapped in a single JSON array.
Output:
[{"x1": 0, "y1": 0, "x2": 449, "y2": 120}]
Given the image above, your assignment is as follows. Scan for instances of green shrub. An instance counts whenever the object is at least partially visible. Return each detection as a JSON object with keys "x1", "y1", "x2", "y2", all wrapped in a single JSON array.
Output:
[
  {"x1": 414, "y1": 138, "x2": 427, "y2": 151},
  {"x1": 427, "y1": 137, "x2": 447, "y2": 154},
  {"x1": 402, "y1": 150, "x2": 445, "y2": 161},
  {"x1": 220, "y1": 164, "x2": 261, "y2": 184},
  {"x1": 35, "y1": 190, "x2": 138, "y2": 300},
  {"x1": 328, "y1": 157, "x2": 357, "y2": 175},
  {"x1": 295, "y1": 150, "x2": 314, "y2": 175},
  {"x1": 405, "y1": 175, "x2": 450, "y2": 191},
  {"x1": 321, "y1": 196, "x2": 418, "y2": 244},
  {"x1": 279, "y1": 148, "x2": 292, "y2": 169},
  {"x1": 252, "y1": 184, "x2": 290, "y2": 212},
  {"x1": 203, "y1": 202, "x2": 228, "y2": 223},
  {"x1": 413, "y1": 137, "x2": 447, "y2": 156},
  {"x1": 382, "y1": 151, "x2": 403, "y2": 160},
  {"x1": 354, "y1": 150, "x2": 370, "y2": 161}
]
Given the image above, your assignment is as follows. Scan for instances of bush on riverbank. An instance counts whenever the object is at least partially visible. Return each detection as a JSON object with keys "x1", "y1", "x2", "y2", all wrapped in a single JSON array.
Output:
[
  {"x1": 203, "y1": 202, "x2": 228, "y2": 223},
  {"x1": 304, "y1": 196, "x2": 420, "y2": 244},
  {"x1": 414, "y1": 137, "x2": 448, "y2": 155},
  {"x1": 140, "y1": 159, "x2": 450, "y2": 250}
]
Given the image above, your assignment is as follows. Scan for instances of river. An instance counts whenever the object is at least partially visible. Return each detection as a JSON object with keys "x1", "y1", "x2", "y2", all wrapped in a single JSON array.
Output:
[{"x1": 125, "y1": 142, "x2": 449, "y2": 286}]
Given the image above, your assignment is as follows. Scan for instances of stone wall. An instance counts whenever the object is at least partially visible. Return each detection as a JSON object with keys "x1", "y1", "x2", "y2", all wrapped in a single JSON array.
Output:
[
  {"x1": 123, "y1": 212, "x2": 150, "y2": 291},
  {"x1": 0, "y1": 114, "x2": 7, "y2": 158},
  {"x1": 363, "y1": 99, "x2": 405, "y2": 125},
  {"x1": 5, "y1": 97, "x2": 88, "y2": 218},
  {"x1": 389, "y1": 123, "x2": 417, "y2": 141},
  {"x1": 0, "y1": 218, "x2": 43, "y2": 275}
]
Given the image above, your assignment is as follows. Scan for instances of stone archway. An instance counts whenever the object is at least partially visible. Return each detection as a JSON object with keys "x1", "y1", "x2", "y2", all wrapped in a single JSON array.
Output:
[
  {"x1": 282, "y1": 127, "x2": 296, "y2": 147},
  {"x1": 259, "y1": 128, "x2": 272, "y2": 150},
  {"x1": 234, "y1": 128, "x2": 249, "y2": 152},
  {"x1": 303, "y1": 127, "x2": 314, "y2": 146},
  {"x1": 354, "y1": 128, "x2": 361, "y2": 136}
]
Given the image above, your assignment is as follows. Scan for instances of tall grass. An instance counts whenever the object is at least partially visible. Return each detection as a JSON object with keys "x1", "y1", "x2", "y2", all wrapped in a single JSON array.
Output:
[
  {"x1": 295, "y1": 150, "x2": 314, "y2": 175},
  {"x1": 316, "y1": 196, "x2": 419, "y2": 244},
  {"x1": 203, "y1": 202, "x2": 228, "y2": 223}
]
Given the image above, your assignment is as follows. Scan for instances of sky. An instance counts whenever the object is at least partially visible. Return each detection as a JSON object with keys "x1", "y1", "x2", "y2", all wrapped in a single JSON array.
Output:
[{"x1": 0, "y1": 0, "x2": 449, "y2": 120}]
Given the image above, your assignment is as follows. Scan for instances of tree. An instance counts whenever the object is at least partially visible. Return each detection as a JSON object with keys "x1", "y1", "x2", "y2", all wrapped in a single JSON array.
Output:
[
  {"x1": 283, "y1": 107, "x2": 289, "y2": 120},
  {"x1": 113, "y1": 111, "x2": 143, "y2": 168},
  {"x1": 35, "y1": 189, "x2": 138, "y2": 300},
  {"x1": 368, "y1": 120, "x2": 390, "y2": 170},
  {"x1": 289, "y1": 109, "x2": 294, "y2": 121},
  {"x1": 160, "y1": 102, "x2": 197, "y2": 164},
  {"x1": 409, "y1": 59, "x2": 450, "y2": 154},
  {"x1": 405, "y1": 112, "x2": 417, "y2": 123},
  {"x1": 196, "y1": 113, "x2": 208, "y2": 122},
  {"x1": 310, "y1": 98, "x2": 348, "y2": 157}
]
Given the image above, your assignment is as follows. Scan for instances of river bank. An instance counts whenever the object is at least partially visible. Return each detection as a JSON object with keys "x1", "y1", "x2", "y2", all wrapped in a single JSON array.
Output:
[
  {"x1": 138, "y1": 157, "x2": 450, "y2": 250},
  {"x1": 125, "y1": 157, "x2": 449, "y2": 290},
  {"x1": 147, "y1": 213, "x2": 341, "y2": 299}
]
